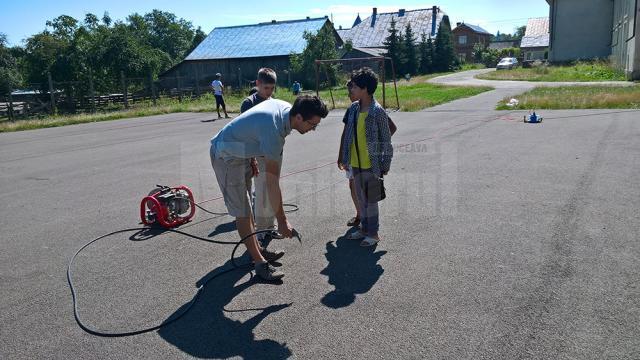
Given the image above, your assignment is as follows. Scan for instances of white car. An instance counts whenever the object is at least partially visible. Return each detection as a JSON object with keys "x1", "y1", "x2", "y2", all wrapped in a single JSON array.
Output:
[{"x1": 497, "y1": 57, "x2": 518, "y2": 70}]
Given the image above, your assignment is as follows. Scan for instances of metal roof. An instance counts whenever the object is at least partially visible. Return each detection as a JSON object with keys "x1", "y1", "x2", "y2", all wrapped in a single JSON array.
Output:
[
  {"x1": 185, "y1": 17, "x2": 332, "y2": 60},
  {"x1": 339, "y1": 8, "x2": 444, "y2": 49},
  {"x1": 520, "y1": 17, "x2": 550, "y2": 48},
  {"x1": 455, "y1": 23, "x2": 491, "y2": 35}
]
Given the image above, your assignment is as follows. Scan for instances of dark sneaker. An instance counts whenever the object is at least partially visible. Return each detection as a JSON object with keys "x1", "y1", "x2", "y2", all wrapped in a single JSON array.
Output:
[
  {"x1": 254, "y1": 262, "x2": 284, "y2": 281},
  {"x1": 267, "y1": 230, "x2": 285, "y2": 240},
  {"x1": 260, "y1": 247, "x2": 285, "y2": 263}
]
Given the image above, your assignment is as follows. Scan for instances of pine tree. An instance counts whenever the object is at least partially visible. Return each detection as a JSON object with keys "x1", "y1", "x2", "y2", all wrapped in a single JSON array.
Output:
[
  {"x1": 382, "y1": 17, "x2": 402, "y2": 77},
  {"x1": 433, "y1": 15, "x2": 455, "y2": 72},
  {"x1": 418, "y1": 33, "x2": 431, "y2": 74},
  {"x1": 403, "y1": 23, "x2": 418, "y2": 76}
]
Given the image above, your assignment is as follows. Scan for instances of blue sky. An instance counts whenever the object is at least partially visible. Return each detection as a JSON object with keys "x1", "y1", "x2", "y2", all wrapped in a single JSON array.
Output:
[{"x1": 1, "y1": 0, "x2": 550, "y2": 46}]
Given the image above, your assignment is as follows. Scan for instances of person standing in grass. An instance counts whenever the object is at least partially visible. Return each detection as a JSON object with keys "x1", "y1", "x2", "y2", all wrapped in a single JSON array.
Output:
[
  {"x1": 211, "y1": 73, "x2": 230, "y2": 119},
  {"x1": 338, "y1": 68, "x2": 393, "y2": 247},
  {"x1": 338, "y1": 78, "x2": 397, "y2": 230}
]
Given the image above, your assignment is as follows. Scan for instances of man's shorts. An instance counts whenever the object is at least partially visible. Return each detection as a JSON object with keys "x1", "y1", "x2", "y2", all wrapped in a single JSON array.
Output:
[
  {"x1": 214, "y1": 94, "x2": 225, "y2": 107},
  {"x1": 210, "y1": 146, "x2": 252, "y2": 218}
]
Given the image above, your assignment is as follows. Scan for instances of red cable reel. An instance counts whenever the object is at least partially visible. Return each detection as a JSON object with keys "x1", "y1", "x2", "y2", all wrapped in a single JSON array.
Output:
[{"x1": 140, "y1": 185, "x2": 195, "y2": 228}]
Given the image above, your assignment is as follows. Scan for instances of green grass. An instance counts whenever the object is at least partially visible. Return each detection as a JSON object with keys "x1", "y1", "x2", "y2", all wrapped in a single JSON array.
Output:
[
  {"x1": 460, "y1": 63, "x2": 487, "y2": 71},
  {"x1": 477, "y1": 61, "x2": 627, "y2": 82},
  {"x1": 0, "y1": 72, "x2": 492, "y2": 133},
  {"x1": 496, "y1": 85, "x2": 640, "y2": 110}
]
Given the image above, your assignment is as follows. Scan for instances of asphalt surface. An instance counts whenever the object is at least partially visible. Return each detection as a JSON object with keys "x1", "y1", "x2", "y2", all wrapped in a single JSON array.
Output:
[{"x1": 1, "y1": 76, "x2": 639, "y2": 359}]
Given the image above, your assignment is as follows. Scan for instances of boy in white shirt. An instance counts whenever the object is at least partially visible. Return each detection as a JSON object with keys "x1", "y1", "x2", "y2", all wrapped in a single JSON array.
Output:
[{"x1": 211, "y1": 73, "x2": 230, "y2": 119}]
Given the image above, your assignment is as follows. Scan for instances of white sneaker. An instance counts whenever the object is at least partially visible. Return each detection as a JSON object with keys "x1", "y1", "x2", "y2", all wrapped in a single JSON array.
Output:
[
  {"x1": 346, "y1": 229, "x2": 366, "y2": 240},
  {"x1": 360, "y1": 236, "x2": 379, "y2": 247}
]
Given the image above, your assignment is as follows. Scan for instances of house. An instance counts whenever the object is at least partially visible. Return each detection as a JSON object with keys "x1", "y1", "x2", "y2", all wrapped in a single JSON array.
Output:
[
  {"x1": 339, "y1": 6, "x2": 445, "y2": 56},
  {"x1": 488, "y1": 40, "x2": 521, "y2": 51},
  {"x1": 452, "y1": 23, "x2": 492, "y2": 62},
  {"x1": 159, "y1": 17, "x2": 343, "y2": 90},
  {"x1": 520, "y1": 17, "x2": 549, "y2": 61},
  {"x1": 546, "y1": 0, "x2": 640, "y2": 79}
]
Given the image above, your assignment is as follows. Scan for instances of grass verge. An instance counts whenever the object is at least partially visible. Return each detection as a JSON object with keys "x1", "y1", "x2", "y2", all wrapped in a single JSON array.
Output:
[
  {"x1": 496, "y1": 85, "x2": 640, "y2": 110},
  {"x1": 1, "y1": 74, "x2": 492, "y2": 133},
  {"x1": 477, "y1": 61, "x2": 627, "y2": 82}
]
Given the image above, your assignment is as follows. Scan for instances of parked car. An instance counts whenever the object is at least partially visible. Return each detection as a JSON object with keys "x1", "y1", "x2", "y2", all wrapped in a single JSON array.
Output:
[{"x1": 496, "y1": 57, "x2": 519, "y2": 70}]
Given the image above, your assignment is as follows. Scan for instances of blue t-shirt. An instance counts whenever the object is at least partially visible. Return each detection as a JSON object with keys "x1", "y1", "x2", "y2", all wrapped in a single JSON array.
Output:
[{"x1": 211, "y1": 99, "x2": 292, "y2": 160}]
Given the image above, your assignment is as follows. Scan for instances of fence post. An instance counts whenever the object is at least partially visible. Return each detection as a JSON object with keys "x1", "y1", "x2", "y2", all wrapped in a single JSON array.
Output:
[
  {"x1": 176, "y1": 72, "x2": 182, "y2": 102},
  {"x1": 120, "y1": 71, "x2": 129, "y2": 109},
  {"x1": 194, "y1": 65, "x2": 201, "y2": 96},
  {"x1": 88, "y1": 70, "x2": 96, "y2": 113},
  {"x1": 149, "y1": 71, "x2": 157, "y2": 106},
  {"x1": 8, "y1": 87, "x2": 14, "y2": 121},
  {"x1": 47, "y1": 71, "x2": 56, "y2": 115},
  {"x1": 238, "y1": 67, "x2": 242, "y2": 90}
]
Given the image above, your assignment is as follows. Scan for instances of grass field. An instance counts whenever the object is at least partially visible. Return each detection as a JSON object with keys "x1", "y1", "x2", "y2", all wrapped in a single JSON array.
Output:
[
  {"x1": 496, "y1": 85, "x2": 640, "y2": 110},
  {"x1": 0, "y1": 73, "x2": 492, "y2": 133},
  {"x1": 477, "y1": 61, "x2": 627, "y2": 82}
]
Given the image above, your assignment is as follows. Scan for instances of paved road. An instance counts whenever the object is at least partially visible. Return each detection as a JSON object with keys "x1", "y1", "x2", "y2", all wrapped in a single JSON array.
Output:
[{"x1": 1, "y1": 91, "x2": 639, "y2": 359}]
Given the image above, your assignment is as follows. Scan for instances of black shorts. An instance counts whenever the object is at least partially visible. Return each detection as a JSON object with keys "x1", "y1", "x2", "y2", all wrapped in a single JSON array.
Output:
[{"x1": 214, "y1": 94, "x2": 225, "y2": 107}]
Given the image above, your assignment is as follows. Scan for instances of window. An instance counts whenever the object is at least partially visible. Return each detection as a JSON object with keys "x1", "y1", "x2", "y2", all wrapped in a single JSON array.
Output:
[{"x1": 458, "y1": 35, "x2": 467, "y2": 45}]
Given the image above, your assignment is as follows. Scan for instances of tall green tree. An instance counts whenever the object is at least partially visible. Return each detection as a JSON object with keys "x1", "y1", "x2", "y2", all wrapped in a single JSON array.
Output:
[
  {"x1": 402, "y1": 23, "x2": 419, "y2": 76},
  {"x1": 418, "y1": 33, "x2": 434, "y2": 74},
  {"x1": 290, "y1": 25, "x2": 339, "y2": 89},
  {"x1": 433, "y1": 15, "x2": 456, "y2": 72},
  {"x1": 382, "y1": 17, "x2": 403, "y2": 77},
  {"x1": 0, "y1": 34, "x2": 23, "y2": 95}
]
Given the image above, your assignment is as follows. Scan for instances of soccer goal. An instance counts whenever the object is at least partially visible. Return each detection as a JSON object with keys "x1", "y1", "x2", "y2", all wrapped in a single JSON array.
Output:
[{"x1": 314, "y1": 56, "x2": 400, "y2": 110}]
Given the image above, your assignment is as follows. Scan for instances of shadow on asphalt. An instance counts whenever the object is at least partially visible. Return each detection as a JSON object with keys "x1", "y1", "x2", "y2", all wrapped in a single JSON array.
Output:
[
  {"x1": 208, "y1": 219, "x2": 237, "y2": 237},
  {"x1": 320, "y1": 233, "x2": 387, "y2": 309},
  {"x1": 158, "y1": 258, "x2": 292, "y2": 359}
]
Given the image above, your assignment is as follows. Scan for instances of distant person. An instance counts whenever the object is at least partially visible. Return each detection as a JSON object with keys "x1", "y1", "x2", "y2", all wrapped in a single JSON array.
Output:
[
  {"x1": 239, "y1": 68, "x2": 283, "y2": 245},
  {"x1": 338, "y1": 79, "x2": 396, "y2": 229},
  {"x1": 211, "y1": 73, "x2": 230, "y2": 119},
  {"x1": 338, "y1": 67, "x2": 393, "y2": 247},
  {"x1": 292, "y1": 81, "x2": 301, "y2": 95},
  {"x1": 210, "y1": 95, "x2": 328, "y2": 280}
]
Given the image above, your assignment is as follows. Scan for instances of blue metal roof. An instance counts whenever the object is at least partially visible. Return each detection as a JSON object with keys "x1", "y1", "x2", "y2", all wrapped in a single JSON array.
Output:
[
  {"x1": 464, "y1": 24, "x2": 491, "y2": 35},
  {"x1": 185, "y1": 18, "x2": 330, "y2": 60}
]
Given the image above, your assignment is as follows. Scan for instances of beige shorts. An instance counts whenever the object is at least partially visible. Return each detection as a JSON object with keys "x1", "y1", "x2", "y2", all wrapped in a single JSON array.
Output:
[{"x1": 210, "y1": 149, "x2": 253, "y2": 218}]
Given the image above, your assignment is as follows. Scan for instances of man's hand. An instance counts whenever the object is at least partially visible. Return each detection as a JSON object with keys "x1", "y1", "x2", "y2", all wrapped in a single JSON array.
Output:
[
  {"x1": 337, "y1": 159, "x2": 345, "y2": 170},
  {"x1": 382, "y1": 170, "x2": 388, "y2": 176},
  {"x1": 250, "y1": 157, "x2": 259, "y2": 177},
  {"x1": 277, "y1": 216, "x2": 293, "y2": 238}
]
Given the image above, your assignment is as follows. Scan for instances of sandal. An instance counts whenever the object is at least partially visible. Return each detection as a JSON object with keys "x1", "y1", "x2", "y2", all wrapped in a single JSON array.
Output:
[{"x1": 347, "y1": 217, "x2": 361, "y2": 227}]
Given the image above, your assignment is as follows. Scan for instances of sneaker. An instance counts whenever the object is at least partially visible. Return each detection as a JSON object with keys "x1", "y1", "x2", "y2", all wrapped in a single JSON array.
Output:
[
  {"x1": 346, "y1": 229, "x2": 366, "y2": 240},
  {"x1": 267, "y1": 230, "x2": 285, "y2": 240},
  {"x1": 260, "y1": 247, "x2": 285, "y2": 263},
  {"x1": 360, "y1": 236, "x2": 379, "y2": 247},
  {"x1": 254, "y1": 262, "x2": 285, "y2": 281}
]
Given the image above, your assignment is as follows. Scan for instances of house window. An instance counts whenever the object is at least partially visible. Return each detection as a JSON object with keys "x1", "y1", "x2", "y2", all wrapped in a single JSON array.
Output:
[{"x1": 458, "y1": 35, "x2": 467, "y2": 45}]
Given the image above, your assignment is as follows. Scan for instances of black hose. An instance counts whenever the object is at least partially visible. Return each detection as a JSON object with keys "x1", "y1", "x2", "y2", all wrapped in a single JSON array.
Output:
[{"x1": 67, "y1": 219, "x2": 300, "y2": 337}]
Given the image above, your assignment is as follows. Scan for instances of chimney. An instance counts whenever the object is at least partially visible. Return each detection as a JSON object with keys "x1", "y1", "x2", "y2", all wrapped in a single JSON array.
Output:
[
  {"x1": 371, "y1": 7, "x2": 377, "y2": 27},
  {"x1": 339, "y1": 25, "x2": 342, "y2": 30},
  {"x1": 398, "y1": 9, "x2": 405, "y2": 17},
  {"x1": 456, "y1": 22, "x2": 462, "y2": 27},
  {"x1": 431, "y1": 6, "x2": 438, "y2": 36},
  {"x1": 306, "y1": 16, "x2": 310, "y2": 20},
  {"x1": 271, "y1": 20, "x2": 276, "y2": 23}
]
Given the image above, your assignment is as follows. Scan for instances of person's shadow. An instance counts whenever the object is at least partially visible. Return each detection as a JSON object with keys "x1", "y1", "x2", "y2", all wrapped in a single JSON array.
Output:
[
  {"x1": 320, "y1": 234, "x2": 387, "y2": 308},
  {"x1": 208, "y1": 219, "x2": 237, "y2": 237},
  {"x1": 158, "y1": 258, "x2": 292, "y2": 359}
]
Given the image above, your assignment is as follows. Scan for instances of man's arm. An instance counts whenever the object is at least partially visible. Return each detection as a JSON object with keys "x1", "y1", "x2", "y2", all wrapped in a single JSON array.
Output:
[
  {"x1": 264, "y1": 158, "x2": 293, "y2": 238},
  {"x1": 240, "y1": 98, "x2": 251, "y2": 114},
  {"x1": 388, "y1": 116, "x2": 397, "y2": 136}
]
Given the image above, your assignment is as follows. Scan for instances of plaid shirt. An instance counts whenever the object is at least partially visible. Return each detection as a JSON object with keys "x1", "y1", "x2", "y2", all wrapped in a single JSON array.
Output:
[{"x1": 341, "y1": 99, "x2": 393, "y2": 177}]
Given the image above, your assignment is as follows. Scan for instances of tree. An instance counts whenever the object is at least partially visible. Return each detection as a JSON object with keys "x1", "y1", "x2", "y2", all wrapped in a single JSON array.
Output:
[
  {"x1": 418, "y1": 33, "x2": 434, "y2": 74},
  {"x1": 433, "y1": 15, "x2": 456, "y2": 72},
  {"x1": 0, "y1": 33, "x2": 23, "y2": 95},
  {"x1": 515, "y1": 25, "x2": 527, "y2": 39},
  {"x1": 382, "y1": 17, "x2": 403, "y2": 77},
  {"x1": 402, "y1": 23, "x2": 419, "y2": 76},
  {"x1": 289, "y1": 25, "x2": 339, "y2": 89},
  {"x1": 472, "y1": 42, "x2": 485, "y2": 63}
]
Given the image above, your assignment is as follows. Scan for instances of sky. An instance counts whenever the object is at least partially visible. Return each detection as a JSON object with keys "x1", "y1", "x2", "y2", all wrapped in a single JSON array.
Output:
[{"x1": 0, "y1": 0, "x2": 550, "y2": 47}]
